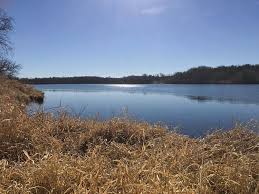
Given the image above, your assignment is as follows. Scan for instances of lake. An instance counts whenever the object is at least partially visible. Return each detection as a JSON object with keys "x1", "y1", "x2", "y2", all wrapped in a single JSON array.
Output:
[{"x1": 31, "y1": 84, "x2": 259, "y2": 137}]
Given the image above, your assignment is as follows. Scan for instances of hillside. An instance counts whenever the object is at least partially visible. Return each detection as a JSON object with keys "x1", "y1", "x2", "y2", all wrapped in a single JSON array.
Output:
[
  {"x1": 0, "y1": 76, "x2": 258, "y2": 193},
  {"x1": 21, "y1": 64, "x2": 259, "y2": 84},
  {"x1": 167, "y1": 64, "x2": 259, "y2": 84}
]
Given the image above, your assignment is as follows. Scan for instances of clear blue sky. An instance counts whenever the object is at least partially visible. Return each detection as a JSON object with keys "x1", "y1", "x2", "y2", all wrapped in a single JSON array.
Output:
[{"x1": 2, "y1": 0, "x2": 259, "y2": 78}]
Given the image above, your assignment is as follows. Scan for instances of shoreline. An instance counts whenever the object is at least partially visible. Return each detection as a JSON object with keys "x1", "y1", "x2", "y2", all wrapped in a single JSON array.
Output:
[{"x1": 0, "y1": 76, "x2": 258, "y2": 193}]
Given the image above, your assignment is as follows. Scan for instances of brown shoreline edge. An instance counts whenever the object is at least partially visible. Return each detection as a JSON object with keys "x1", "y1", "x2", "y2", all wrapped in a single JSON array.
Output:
[
  {"x1": 0, "y1": 76, "x2": 44, "y2": 105},
  {"x1": 0, "y1": 76, "x2": 258, "y2": 194},
  {"x1": 29, "y1": 91, "x2": 44, "y2": 104}
]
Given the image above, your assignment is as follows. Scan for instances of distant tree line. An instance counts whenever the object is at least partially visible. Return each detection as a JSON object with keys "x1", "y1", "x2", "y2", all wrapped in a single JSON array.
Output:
[
  {"x1": 21, "y1": 64, "x2": 259, "y2": 84},
  {"x1": 163, "y1": 64, "x2": 259, "y2": 84}
]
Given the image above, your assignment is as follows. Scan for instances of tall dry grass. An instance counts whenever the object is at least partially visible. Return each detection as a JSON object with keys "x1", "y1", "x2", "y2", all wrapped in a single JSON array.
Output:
[{"x1": 0, "y1": 76, "x2": 258, "y2": 194}]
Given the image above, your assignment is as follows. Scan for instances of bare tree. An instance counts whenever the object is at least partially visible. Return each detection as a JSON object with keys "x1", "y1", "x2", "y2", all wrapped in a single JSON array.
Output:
[
  {"x1": 0, "y1": 58, "x2": 21, "y2": 77},
  {"x1": 0, "y1": 9, "x2": 21, "y2": 77},
  {"x1": 0, "y1": 8, "x2": 13, "y2": 56}
]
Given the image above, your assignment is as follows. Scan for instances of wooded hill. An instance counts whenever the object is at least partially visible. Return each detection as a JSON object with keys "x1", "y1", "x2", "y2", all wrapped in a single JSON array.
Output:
[{"x1": 21, "y1": 64, "x2": 259, "y2": 84}]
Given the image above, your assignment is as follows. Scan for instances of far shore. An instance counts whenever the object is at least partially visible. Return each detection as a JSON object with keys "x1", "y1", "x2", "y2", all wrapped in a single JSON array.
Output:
[{"x1": 21, "y1": 64, "x2": 259, "y2": 85}]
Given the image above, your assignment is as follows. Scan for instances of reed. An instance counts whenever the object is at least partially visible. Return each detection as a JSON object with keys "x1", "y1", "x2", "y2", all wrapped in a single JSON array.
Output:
[{"x1": 0, "y1": 76, "x2": 258, "y2": 194}]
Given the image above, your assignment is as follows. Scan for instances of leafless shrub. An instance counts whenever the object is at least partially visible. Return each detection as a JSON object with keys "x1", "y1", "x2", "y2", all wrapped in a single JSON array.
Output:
[{"x1": 0, "y1": 58, "x2": 21, "y2": 77}]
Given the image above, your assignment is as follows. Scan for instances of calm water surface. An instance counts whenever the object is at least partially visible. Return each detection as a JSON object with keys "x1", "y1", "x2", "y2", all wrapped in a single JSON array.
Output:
[{"x1": 32, "y1": 84, "x2": 259, "y2": 137}]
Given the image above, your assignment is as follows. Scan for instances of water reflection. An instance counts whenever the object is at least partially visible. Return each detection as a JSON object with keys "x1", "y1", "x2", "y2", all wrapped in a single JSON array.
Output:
[
  {"x1": 36, "y1": 84, "x2": 259, "y2": 105},
  {"x1": 31, "y1": 84, "x2": 259, "y2": 137}
]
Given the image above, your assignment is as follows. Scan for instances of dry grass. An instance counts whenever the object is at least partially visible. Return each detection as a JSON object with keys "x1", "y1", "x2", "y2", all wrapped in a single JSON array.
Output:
[
  {"x1": 0, "y1": 76, "x2": 258, "y2": 194},
  {"x1": 0, "y1": 76, "x2": 44, "y2": 105}
]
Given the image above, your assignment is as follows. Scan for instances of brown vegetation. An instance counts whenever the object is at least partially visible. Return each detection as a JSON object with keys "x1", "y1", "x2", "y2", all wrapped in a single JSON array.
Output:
[
  {"x1": 0, "y1": 76, "x2": 258, "y2": 194},
  {"x1": 0, "y1": 76, "x2": 43, "y2": 104}
]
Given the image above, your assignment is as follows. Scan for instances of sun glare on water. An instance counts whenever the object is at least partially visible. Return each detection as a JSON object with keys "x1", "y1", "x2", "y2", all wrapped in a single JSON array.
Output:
[{"x1": 109, "y1": 84, "x2": 143, "y2": 88}]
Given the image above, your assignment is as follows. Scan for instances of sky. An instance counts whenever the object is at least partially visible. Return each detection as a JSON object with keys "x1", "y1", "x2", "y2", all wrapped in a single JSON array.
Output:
[{"x1": 1, "y1": 0, "x2": 259, "y2": 78}]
